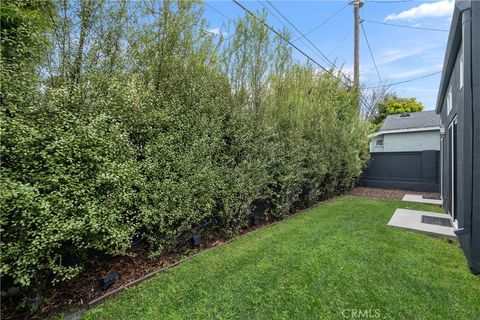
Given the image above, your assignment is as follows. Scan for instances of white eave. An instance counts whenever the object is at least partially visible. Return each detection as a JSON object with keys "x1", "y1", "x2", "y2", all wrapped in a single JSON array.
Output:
[{"x1": 369, "y1": 126, "x2": 441, "y2": 138}]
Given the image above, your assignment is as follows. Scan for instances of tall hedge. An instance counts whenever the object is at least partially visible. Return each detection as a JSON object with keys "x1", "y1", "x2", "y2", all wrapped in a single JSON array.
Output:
[{"x1": 0, "y1": 0, "x2": 369, "y2": 301}]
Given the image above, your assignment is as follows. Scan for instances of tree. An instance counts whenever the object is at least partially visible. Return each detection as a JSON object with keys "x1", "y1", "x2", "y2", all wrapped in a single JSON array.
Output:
[{"x1": 372, "y1": 93, "x2": 424, "y2": 126}]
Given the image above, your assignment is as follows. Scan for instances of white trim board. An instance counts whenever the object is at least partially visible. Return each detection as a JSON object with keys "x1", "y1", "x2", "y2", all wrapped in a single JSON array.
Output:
[{"x1": 369, "y1": 126, "x2": 440, "y2": 138}]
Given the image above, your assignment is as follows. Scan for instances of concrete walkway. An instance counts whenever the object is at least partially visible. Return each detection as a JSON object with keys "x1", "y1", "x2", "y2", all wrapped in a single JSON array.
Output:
[
  {"x1": 402, "y1": 194, "x2": 442, "y2": 205},
  {"x1": 388, "y1": 209, "x2": 455, "y2": 239}
]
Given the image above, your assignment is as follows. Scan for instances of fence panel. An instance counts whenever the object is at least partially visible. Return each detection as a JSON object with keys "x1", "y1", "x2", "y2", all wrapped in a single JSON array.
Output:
[{"x1": 360, "y1": 151, "x2": 440, "y2": 192}]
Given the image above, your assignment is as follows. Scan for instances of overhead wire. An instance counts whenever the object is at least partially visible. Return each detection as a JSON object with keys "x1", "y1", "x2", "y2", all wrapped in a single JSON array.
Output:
[
  {"x1": 212, "y1": 1, "x2": 374, "y2": 116},
  {"x1": 368, "y1": 0, "x2": 415, "y2": 3},
  {"x1": 232, "y1": 0, "x2": 333, "y2": 73},
  {"x1": 363, "y1": 19, "x2": 449, "y2": 32},
  {"x1": 256, "y1": 0, "x2": 323, "y2": 63},
  {"x1": 264, "y1": 0, "x2": 338, "y2": 68},
  {"x1": 264, "y1": 0, "x2": 353, "y2": 85},
  {"x1": 328, "y1": 29, "x2": 352, "y2": 56},
  {"x1": 292, "y1": 2, "x2": 350, "y2": 42},
  {"x1": 364, "y1": 71, "x2": 442, "y2": 89},
  {"x1": 360, "y1": 22, "x2": 382, "y2": 85},
  {"x1": 205, "y1": 2, "x2": 231, "y2": 20},
  {"x1": 261, "y1": 0, "x2": 374, "y2": 115}
]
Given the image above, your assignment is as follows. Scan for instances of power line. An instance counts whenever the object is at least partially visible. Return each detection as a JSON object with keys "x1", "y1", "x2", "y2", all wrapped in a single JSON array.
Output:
[
  {"x1": 360, "y1": 23, "x2": 382, "y2": 85},
  {"x1": 205, "y1": 2, "x2": 231, "y2": 20},
  {"x1": 292, "y1": 2, "x2": 350, "y2": 42},
  {"x1": 264, "y1": 0, "x2": 338, "y2": 69},
  {"x1": 208, "y1": 0, "x2": 330, "y2": 74},
  {"x1": 266, "y1": 0, "x2": 371, "y2": 117},
  {"x1": 264, "y1": 0, "x2": 352, "y2": 85},
  {"x1": 363, "y1": 19, "x2": 449, "y2": 32},
  {"x1": 364, "y1": 71, "x2": 442, "y2": 89},
  {"x1": 328, "y1": 29, "x2": 352, "y2": 56},
  {"x1": 368, "y1": 0, "x2": 414, "y2": 3},
  {"x1": 201, "y1": 3, "x2": 235, "y2": 41},
  {"x1": 231, "y1": 0, "x2": 330, "y2": 74},
  {"x1": 257, "y1": 0, "x2": 323, "y2": 63},
  {"x1": 218, "y1": 1, "x2": 372, "y2": 114},
  {"x1": 271, "y1": 1, "x2": 372, "y2": 110}
]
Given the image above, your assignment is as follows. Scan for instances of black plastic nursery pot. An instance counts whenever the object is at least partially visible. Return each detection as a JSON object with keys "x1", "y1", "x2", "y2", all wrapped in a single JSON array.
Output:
[
  {"x1": 252, "y1": 215, "x2": 263, "y2": 226},
  {"x1": 191, "y1": 234, "x2": 202, "y2": 247},
  {"x1": 251, "y1": 199, "x2": 269, "y2": 225},
  {"x1": 98, "y1": 271, "x2": 118, "y2": 291}
]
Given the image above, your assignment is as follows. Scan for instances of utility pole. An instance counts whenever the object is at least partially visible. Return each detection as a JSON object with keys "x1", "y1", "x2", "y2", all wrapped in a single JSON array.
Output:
[{"x1": 353, "y1": 0, "x2": 364, "y2": 113}]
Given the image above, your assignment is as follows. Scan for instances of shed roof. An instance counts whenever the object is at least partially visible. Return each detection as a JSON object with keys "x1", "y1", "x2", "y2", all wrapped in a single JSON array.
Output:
[{"x1": 379, "y1": 110, "x2": 440, "y2": 132}]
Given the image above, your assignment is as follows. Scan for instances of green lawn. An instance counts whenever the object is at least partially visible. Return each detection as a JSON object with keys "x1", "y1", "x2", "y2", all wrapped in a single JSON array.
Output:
[{"x1": 82, "y1": 196, "x2": 480, "y2": 319}]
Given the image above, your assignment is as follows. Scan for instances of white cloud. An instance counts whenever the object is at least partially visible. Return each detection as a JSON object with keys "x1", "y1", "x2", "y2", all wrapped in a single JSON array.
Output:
[
  {"x1": 339, "y1": 64, "x2": 367, "y2": 80},
  {"x1": 378, "y1": 48, "x2": 425, "y2": 65},
  {"x1": 207, "y1": 28, "x2": 228, "y2": 37},
  {"x1": 387, "y1": 63, "x2": 443, "y2": 79},
  {"x1": 400, "y1": 86, "x2": 439, "y2": 93},
  {"x1": 385, "y1": 0, "x2": 454, "y2": 21},
  {"x1": 340, "y1": 65, "x2": 353, "y2": 79}
]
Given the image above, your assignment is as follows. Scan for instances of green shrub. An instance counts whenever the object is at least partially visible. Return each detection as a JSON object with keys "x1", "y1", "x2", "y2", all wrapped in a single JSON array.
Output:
[
  {"x1": 1, "y1": 106, "x2": 142, "y2": 287},
  {"x1": 0, "y1": 0, "x2": 370, "y2": 306}
]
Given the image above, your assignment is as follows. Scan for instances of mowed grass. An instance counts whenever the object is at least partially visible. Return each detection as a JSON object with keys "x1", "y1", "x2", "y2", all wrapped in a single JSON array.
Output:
[{"x1": 82, "y1": 196, "x2": 480, "y2": 319}]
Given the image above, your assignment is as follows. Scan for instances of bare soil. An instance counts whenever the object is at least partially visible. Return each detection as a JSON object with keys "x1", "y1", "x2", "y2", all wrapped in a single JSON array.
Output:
[
  {"x1": 2, "y1": 231, "x2": 232, "y2": 320},
  {"x1": 349, "y1": 187, "x2": 440, "y2": 201},
  {"x1": 2, "y1": 225, "x2": 269, "y2": 320}
]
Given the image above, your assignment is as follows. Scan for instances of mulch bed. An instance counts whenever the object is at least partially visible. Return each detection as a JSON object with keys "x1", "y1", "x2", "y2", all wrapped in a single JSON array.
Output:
[
  {"x1": 2, "y1": 221, "x2": 275, "y2": 320},
  {"x1": 349, "y1": 187, "x2": 440, "y2": 201},
  {"x1": 2, "y1": 230, "x2": 232, "y2": 320}
]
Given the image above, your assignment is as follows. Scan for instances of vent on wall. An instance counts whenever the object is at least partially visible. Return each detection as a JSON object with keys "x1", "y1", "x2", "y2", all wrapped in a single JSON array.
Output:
[{"x1": 421, "y1": 215, "x2": 453, "y2": 227}]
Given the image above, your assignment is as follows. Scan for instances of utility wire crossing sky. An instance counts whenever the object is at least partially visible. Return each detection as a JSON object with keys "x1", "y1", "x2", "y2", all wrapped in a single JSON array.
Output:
[{"x1": 204, "y1": 0, "x2": 454, "y2": 110}]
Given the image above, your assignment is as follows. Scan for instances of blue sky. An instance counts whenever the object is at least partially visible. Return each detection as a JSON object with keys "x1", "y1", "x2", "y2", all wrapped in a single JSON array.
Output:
[{"x1": 204, "y1": 0, "x2": 454, "y2": 110}]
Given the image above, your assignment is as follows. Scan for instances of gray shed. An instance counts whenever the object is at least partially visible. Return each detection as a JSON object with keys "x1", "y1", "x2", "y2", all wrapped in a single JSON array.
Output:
[{"x1": 370, "y1": 111, "x2": 441, "y2": 153}]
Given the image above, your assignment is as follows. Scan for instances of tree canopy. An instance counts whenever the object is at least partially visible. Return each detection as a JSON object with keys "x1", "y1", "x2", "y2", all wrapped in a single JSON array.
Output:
[{"x1": 372, "y1": 93, "x2": 424, "y2": 126}]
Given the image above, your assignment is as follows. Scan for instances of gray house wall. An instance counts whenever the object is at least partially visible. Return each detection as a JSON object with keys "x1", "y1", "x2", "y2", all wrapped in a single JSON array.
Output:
[
  {"x1": 471, "y1": 0, "x2": 480, "y2": 278},
  {"x1": 436, "y1": 0, "x2": 479, "y2": 274},
  {"x1": 369, "y1": 130, "x2": 440, "y2": 153}
]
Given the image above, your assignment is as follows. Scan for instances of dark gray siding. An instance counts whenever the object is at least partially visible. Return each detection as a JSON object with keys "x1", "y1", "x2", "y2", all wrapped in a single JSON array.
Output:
[
  {"x1": 470, "y1": 0, "x2": 480, "y2": 273},
  {"x1": 437, "y1": 0, "x2": 479, "y2": 274},
  {"x1": 440, "y1": 38, "x2": 463, "y2": 213}
]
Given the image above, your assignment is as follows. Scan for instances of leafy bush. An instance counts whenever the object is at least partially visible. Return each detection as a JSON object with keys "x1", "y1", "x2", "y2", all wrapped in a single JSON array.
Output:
[
  {"x1": 0, "y1": 0, "x2": 370, "y2": 307},
  {"x1": 1, "y1": 106, "x2": 142, "y2": 287}
]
